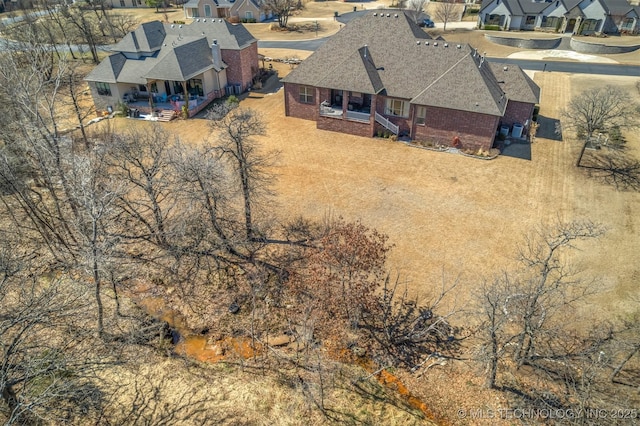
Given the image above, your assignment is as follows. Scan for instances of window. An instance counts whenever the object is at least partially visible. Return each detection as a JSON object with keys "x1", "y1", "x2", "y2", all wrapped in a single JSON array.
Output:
[
  {"x1": 187, "y1": 78, "x2": 204, "y2": 97},
  {"x1": 204, "y1": 4, "x2": 211, "y2": 17},
  {"x1": 385, "y1": 98, "x2": 409, "y2": 118},
  {"x1": 581, "y1": 19, "x2": 599, "y2": 32},
  {"x1": 299, "y1": 86, "x2": 314, "y2": 104},
  {"x1": 541, "y1": 16, "x2": 560, "y2": 28},
  {"x1": 119, "y1": 0, "x2": 125, "y2": 6},
  {"x1": 415, "y1": 106, "x2": 426, "y2": 125},
  {"x1": 485, "y1": 14, "x2": 503, "y2": 25},
  {"x1": 192, "y1": 8, "x2": 199, "y2": 17},
  {"x1": 621, "y1": 18, "x2": 634, "y2": 30},
  {"x1": 525, "y1": 15, "x2": 535, "y2": 26},
  {"x1": 245, "y1": 11, "x2": 253, "y2": 19},
  {"x1": 96, "y1": 82, "x2": 111, "y2": 96}
]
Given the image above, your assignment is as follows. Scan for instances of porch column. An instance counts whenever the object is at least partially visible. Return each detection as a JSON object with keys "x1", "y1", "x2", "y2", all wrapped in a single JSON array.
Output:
[
  {"x1": 147, "y1": 80, "x2": 155, "y2": 116},
  {"x1": 182, "y1": 81, "x2": 189, "y2": 112}
]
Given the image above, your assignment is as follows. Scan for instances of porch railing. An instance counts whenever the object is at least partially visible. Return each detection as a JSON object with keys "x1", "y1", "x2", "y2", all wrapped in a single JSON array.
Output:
[
  {"x1": 346, "y1": 110, "x2": 370, "y2": 122},
  {"x1": 375, "y1": 112, "x2": 399, "y2": 134}
]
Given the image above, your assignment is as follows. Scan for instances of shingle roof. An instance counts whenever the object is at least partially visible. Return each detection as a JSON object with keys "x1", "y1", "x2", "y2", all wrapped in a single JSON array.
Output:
[
  {"x1": 165, "y1": 19, "x2": 256, "y2": 49},
  {"x1": 112, "y1": 21, "x2": 166, "y2": 54},
  {"x1": 315, "y1": 46, "x2": 384, "y2": 94},
  {"x1": 489, "y1": 63, "x2": 540, "y2": 104},
  {"x1": 86, "y1": 20, "x2": 255, "y2": 84},
  {"x1": 85, "y1": 53, "x2": 128, "y2": 83},
  {"x1": 603, "y1": 0, "x2": 636, "y2": 15},
  {"x1": 284, "y1": 11, "x2": 514, "y2": 116},
  {"x1": 146, "y1": 37, "x2": 217, "y2": 81},
  {"x1": 498, "y1": 0, "x2": 551, "y2": 16}
]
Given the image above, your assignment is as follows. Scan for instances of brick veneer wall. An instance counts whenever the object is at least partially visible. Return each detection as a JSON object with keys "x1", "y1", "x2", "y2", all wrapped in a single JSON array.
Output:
[
  {"x1": 222, "y1": 42, "x2": 258, "y2": 91},
  {"x1": 317, "y1": 116, "x2": 373, "y2": 137},
  {"x1": 413, "y1": 106, "x2": 500, "y2": 151},
  {"x1": 284, "y1": 83, "x2": 318, "y2": 121},
  {"x1": 375, "y1": 95, "x2": 412, "y2": 135},
  {"x1": 501, "y1": 100, "x2": 534, "y2": 127}
]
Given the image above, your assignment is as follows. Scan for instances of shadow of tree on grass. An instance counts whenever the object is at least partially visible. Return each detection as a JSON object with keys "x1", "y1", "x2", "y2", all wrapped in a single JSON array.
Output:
[{"x1": 581, "y1": 151, "x2": 640, "y2": 191}]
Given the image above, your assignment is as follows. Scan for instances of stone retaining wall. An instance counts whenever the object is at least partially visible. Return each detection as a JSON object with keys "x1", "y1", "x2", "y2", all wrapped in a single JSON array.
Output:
[
  {"x1": 484, "y1": 34, "x2": 561, "y2": 49},
  {"x1": 570, "y1": 38, "x2": 640, "y2": 54}
]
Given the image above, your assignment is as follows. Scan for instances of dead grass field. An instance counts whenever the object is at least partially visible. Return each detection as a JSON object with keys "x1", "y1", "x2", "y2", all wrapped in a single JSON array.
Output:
[
  {"x1": 109, "y1": 67, "x2": 640, "y2": 424},
  {"x1": 137, "y1": 66, "x2": 640, "y2": 320}
]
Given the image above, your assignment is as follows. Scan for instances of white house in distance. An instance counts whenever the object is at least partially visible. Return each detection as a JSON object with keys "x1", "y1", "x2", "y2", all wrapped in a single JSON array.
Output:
[{"x1": 479, "y1": 0, "x2": 640, "y2": 34}]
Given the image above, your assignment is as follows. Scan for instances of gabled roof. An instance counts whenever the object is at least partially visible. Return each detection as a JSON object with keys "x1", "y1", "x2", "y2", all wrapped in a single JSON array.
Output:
[
  {"x1": 112, "y1": 21, "x2": 166, "y2": 54},
  {"x1": 166, "y1": 19, "x2": 256, "y2": 49},
  {"x1": 284, "y1": 11, "x2": 515, "y2": 116},
  {"x1": 85, "y1": 53, "x2": 128, "y2": 83},
  {"x1": 85, "y1": 19, "x2": 255, "y2": 84},
  {"x1": 489, "y1": 63, "x2": 540, "y2": 104},
  {"x1": 603, "y1": 0, "x2": 637, "y2": 15},
  {"x1": 316, "y1": 46, "x2": 384, "y2": 94},
  {"x1": 146, "y1": 37, "x2": 217, "y2": 81}
]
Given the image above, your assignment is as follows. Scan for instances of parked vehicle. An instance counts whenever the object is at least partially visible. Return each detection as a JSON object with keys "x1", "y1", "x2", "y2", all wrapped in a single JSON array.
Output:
[{"x1": 420, "y1": 18, "x2": 435, "y2": 28}]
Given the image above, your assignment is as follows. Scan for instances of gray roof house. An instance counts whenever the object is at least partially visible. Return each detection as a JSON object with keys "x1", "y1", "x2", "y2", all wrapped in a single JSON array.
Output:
[
  {"x1": 479, "y1": 0, "x2": 640, "y2": 34},
  {"x1": 85, "y1": 20, "x2": 259, "y2": 118},
  {"x1": 283, "y1": 10, "x2": 540, "y2": 152},
  {"x1": 183, "y1": 0, "x2": 272, "y2": 22}
]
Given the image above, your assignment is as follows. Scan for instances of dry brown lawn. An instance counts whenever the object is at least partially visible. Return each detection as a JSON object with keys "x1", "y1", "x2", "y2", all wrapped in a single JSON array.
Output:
[
  {"x1": 142, "y1": 67, "x2": 640, "y2": 319},
  {"x1": 103, "y1": 49, "x2": 640, "y2": 425}
]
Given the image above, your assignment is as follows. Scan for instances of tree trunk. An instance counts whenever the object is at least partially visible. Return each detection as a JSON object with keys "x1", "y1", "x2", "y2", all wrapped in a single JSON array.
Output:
[
  {"x1": 576, "y1": 139, "x2": 589, "y2": 167},
  {"x1": 611, "y1": 344, "x2": 640, "y2": 382},
  {"x1": 93, "y1": 220, "x2": 104, "y2": 338}
]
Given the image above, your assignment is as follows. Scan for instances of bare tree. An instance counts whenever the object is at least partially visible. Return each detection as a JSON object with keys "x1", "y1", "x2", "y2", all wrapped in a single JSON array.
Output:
[
  {"x1": 405, "y1": 0, "x2": 428, "y2": 25},
  {"x1": 562, "y1": 86, "x2": 640, "y2": 167},
  {"x1": 0, "y1": 237, "x2": 105, "y2": 424},
  {"x1": 208, "y1": 103, "x2": 272, "y2": 241},
  {"x1": 473, "y1": 220, "x2": 611, "y2": 395},
  {"x1": 434, "y1": 0, "x2": 459, "y2": 31},
  {"x1": 264, "y1": 0, "x2": 295, "y2": 28}
]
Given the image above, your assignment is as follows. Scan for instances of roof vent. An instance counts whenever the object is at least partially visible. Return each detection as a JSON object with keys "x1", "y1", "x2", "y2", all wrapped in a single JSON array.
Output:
[
  {"x1": 179, "y1": 25, "x2": 183, "y2": 28},
  {"x1": 386, "y1": 13, "x2": 390, "y2": 17},
  {"x1": 457, "y1": 44, "x2": 461, "y2": 49},
  {"x1": 203, "y1": 19, "x2": 207, "y2": 22},
  {"x1": 434, "y1": 42, "x2": 438, "y2": 46},
  {"x1": 219, "y1": 19, "x2": 223, "y2": 22},
  {"x1": 503, "y1": 66, "x2": 508, "y2": 71},
  {"x1": 373, "y1": 12, "x2": 377, "y2": 16},
  {"x1": 196, "y1": 18, "x2": 200, "y2": 22},
  {"x1": 171, "y1": 24, "x2": 175, "y2": 28},
  {"x1": 416, "y1": 41, "x2": 420, "y2": 45},
  {"x1": 394, "y1": 13, "x2": 398, "y2": 17},
  {"x1": 425, "y1": 41, "x2": 429, "y2": 45},
  {"x1": 444, "y1": 43, "x2": 448, "y2": 47}
]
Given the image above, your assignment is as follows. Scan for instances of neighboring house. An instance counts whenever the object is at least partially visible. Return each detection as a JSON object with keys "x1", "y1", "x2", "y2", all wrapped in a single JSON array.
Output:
[
  {"x1": 106, "y1": 0, "x2": 145, "y2": 8},
  {"x1": 183, "y1": 0, "x2": 272, "y2": 21},
  {"x1": 282, "y1": 11, "x2": 539, "y2": 152},
  {"x1": 479, "y1": 0, "x2": 640, "y2": 34},
  {"x1": 85, "y1": 20, "x2": 258, "y2": 116}
]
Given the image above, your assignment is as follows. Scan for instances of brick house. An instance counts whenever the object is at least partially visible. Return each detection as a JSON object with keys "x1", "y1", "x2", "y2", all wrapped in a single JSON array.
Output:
[
  {"x1": 282, "y1": 11, "x2": 540, "y2": 151},
  {"x1": 85, "y1": 20, "x2": 258, "y2": 116}
]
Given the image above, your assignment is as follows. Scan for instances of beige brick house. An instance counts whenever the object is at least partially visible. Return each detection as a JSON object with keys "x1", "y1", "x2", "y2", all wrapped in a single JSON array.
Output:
[{"x1": 85, "y1": 20, "x2": 258, "y2": 117}]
